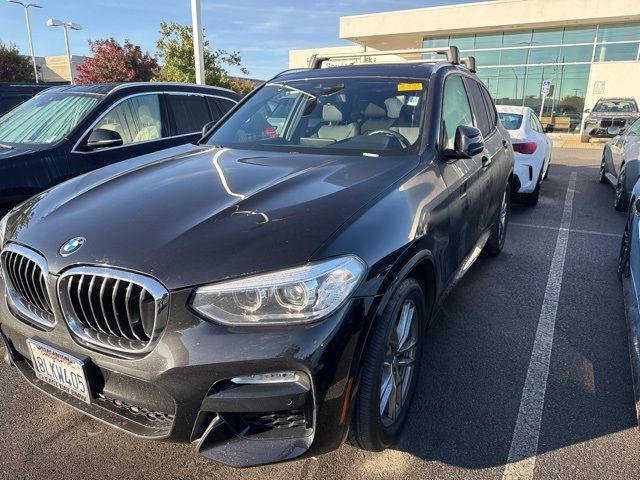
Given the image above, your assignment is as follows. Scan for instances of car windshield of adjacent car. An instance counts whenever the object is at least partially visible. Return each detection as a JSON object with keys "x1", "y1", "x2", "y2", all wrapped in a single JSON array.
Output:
[
  {"x1": 0, "y1": 91, "x2": 100, "y2": 145},
  {"x1": 498, "y1": 112, "x2": 523, "y2": 130},
  {"x1": 205, "y1": 77, "x2": 428, "y2": 156},
  {"x1": 592, "y1": 100, "x2": 638, "y2": 113}
]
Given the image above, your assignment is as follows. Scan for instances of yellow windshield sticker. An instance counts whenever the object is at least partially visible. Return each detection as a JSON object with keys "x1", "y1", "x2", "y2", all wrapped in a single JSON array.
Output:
[{"x1": 398, "y1": 82, "x2": 423, "y2": 92}]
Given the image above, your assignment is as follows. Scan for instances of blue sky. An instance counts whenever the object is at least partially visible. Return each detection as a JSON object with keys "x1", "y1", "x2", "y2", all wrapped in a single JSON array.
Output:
[{"x1": 1, "y1": 0, "x2": 478, "y2": 80}]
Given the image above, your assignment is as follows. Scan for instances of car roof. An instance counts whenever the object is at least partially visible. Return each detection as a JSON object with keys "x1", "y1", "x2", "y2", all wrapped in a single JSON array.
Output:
[
  {"x1": 496, "y1": 105, "x2": 531, "y2": 115},
  {"x1": 273, "y1": 62, "x2": 440, "y2": 81},
  {"x1": 39, "y1": 82, "x2": 239, "y2": 99}
]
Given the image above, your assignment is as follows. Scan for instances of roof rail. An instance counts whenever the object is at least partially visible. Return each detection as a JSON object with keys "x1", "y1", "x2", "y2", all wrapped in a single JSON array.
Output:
[
  {"x1": 461, "y1": 56, "x2": 477, "y2": 73},
  {"x1": 308, "y1": 46, "x2": 461, "y2": 69}
]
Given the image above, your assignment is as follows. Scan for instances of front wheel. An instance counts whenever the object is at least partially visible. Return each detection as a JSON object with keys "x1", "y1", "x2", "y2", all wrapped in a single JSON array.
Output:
[
  {"x1": 614, "y1": 166, "x2": 629, "y2": 212},
  {"x1": 349, "y1": 278, "x2": 426, "y2": 451},
  {"x1": 599, "y1": 155, "x2": 608, "y2": 184},
  {"x1": 619, "y1": 210, "x2": 632, "y2": 280},
  {"x1": 485, "y1": 182, "x2": 510, "y2": 256}
]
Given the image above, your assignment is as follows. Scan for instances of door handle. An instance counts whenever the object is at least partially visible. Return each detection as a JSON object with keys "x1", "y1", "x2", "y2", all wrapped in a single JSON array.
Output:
[
  {"x1": 482, "y1": 156, "x2": 492, "y2": 168},
  {"x1": 502, "y1": 139, "x2": 509, "y2": 149}
]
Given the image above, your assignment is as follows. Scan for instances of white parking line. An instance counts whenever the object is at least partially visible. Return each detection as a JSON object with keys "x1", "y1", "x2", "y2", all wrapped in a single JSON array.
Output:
[
  {"x1": 510, "y1": 222, "x2": 620, "y2": 239},
  {"x1": 502, "y1": 172, "x2": 577, "y2": 480}
]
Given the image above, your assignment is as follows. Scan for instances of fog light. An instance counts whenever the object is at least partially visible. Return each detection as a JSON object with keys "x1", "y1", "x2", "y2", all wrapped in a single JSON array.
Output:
[{"x1": 230, "y1": 371, "x2": 302, "y2": 384}]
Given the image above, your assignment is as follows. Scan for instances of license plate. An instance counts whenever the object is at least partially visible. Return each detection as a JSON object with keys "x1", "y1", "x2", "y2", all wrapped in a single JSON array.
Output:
[{"x1": 27, "y1": 339, "x2": 91, "y2": 404}]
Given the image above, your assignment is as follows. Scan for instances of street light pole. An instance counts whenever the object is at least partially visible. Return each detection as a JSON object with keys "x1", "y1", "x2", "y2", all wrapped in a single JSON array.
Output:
[
  {"x1": 191, "y1": 0, "x2": 205, "y2": 85},
  {"x1": 7, "y1": 1, "x2": 43, "y2": 83},
  {"x1": 46, "y1": 19, "x2": 82, "y2": 85}
]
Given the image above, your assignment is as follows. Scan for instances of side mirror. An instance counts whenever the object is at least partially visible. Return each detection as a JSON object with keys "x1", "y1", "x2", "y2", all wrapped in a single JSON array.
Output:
[
  {"x1": 607, "y1": 126, "x2": 621, "y2": 136},
  {"x1": 448, "y1": 125, "x2": 484, "y2": 158},
  {"x1": 202, "y1": 120, "x2": 218, "y2": 137},
  {"x1": 86, "y1": 128, "x2": 123, "y2": 149},
  {"x1": 544, "y1": 124, "x2": 555, "y2": 133}
]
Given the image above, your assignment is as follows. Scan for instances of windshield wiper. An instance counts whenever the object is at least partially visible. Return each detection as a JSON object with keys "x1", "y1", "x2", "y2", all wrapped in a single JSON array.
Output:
[
  {"x1": 0, "y1": 143, "x2": 14, "y2": 150},
  {"x1": 267, "y1": 82, "x2": 317, "y2": 99}
]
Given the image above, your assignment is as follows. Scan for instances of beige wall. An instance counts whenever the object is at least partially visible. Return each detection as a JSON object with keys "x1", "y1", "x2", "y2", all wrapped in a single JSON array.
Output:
[
  {"x1": 340, "y1": 0, "x2": 640, "y2": 49},
  {"x1": 36, "y1": 55, "x2": 87, "y2": 83},
  {"x1": 584, "y1": 62, "x2": 640, "y2": 110},
  {"x1": 289, "y1": 45, "x2": 369, "y2": 69}
]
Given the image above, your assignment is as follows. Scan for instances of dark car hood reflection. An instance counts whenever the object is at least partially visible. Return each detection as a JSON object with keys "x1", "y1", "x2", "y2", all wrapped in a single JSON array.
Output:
[{"x1": 9, "y1": 145, "x2": 419, "y2": 289}]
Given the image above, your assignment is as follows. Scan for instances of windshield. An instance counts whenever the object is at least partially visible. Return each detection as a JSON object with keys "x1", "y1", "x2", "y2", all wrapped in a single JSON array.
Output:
[
  {"x1": 206, "y1": 77, "x2": 428, "y2": 155},
  {"x1": 498, "y1": 112, "x2": 523, "y2": 130},
  {"x1": 592, "y1": 100, "x2": 638, "y2": 113},
  {"x1": 0, "y1": 92, "x2": 100, "y2": 145}
]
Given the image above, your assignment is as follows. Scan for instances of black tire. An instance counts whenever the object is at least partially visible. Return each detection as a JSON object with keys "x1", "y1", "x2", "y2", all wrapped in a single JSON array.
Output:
[
  {"x1": 599, "y1": 155, "x2": 608, "y2": 184},
  {"x1": 349, "y1": 277, "x2": 426, "y2": 451},
  {"x1": 520, "y1": 178, "x2": 540, "y2": 206},
  {"x1": 581, "y1": 135, "x2": 590, "y2": 144},
  {"x1": 614, "y1": 165, "x2": 629, "y2": 212},
  {"x1": 619, "y1": 207, "x2": 632, "y2": 281},
  {"x1": 485, "y1": 182, "x2": 510, "y2": 256}
]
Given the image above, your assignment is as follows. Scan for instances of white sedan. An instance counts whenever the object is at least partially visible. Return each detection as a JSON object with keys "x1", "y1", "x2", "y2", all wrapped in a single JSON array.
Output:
[{"x1": 497, "y1": 106, "x2": 553, "y2": 205}]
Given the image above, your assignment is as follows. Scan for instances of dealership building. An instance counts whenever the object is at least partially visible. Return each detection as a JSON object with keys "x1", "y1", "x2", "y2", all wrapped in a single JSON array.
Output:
[{"x1": 290, "y1": 0, "x2": 640, "y2": 133}]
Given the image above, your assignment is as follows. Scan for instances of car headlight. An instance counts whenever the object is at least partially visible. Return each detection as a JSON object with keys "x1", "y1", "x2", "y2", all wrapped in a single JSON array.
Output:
[
  {"x1": 191, "y1": 255, "x2": 366, "y2": 325},
  {"x1": 0, "y1": 212, "x2": 8, "y2": 249}
]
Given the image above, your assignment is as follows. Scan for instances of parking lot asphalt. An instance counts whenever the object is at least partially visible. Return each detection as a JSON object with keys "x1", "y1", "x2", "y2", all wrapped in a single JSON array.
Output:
[{"x1": 1, "y1": 146, "x2": 639, "y2": 480}]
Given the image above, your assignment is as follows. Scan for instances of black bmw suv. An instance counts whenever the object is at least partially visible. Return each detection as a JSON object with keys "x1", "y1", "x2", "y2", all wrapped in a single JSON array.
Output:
[
  {"x1": 0, "y1": 47, "x2": 514, "y2": 468},
  {"x1": 0, "y1": 82, "x2": 239, "y2": 211}
]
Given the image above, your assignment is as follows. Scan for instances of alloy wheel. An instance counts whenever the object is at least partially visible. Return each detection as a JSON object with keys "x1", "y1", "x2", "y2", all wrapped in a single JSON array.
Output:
[
  {"x1": 498, "y1": 190, "x2": 508, "y2": 247},
  {"x1": 380, "y1": 299, "x2": 418, "y2": 427}
]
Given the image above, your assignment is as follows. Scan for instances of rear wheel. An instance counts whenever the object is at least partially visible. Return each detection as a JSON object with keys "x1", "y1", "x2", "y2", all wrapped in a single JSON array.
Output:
[
  {"x1": 349, "y1": 278, "x2": 426, "y2": 451},
  {"x1": 521, "y1": 175, "x2": 541, "y2": 206},
  {"x1": 614, "y1": 165, "x2": 629, "y2": 212},
  {"x1": 485, "y1": 182, "x2": 510, "y2": 256}
]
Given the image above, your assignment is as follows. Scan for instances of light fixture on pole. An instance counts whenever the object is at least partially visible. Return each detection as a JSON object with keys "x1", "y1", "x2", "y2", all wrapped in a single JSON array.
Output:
[
  {"x1": 6, "y1": 1, "x2": 43, "y2": 83},
  {"x1": 46, "y1": 18, "x2": 82, "y2": 85}
]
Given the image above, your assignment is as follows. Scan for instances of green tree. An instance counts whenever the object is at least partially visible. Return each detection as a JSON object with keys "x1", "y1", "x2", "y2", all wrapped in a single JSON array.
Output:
[
  {"x1": 0, "y1": 41, "x2": 36, "y2": 82},
  {"x1": 155, "y1": 20, "x2": 248, "y2": 89},
  {"x1": 229, "y1": 77, "x2": 258, "y2": 96}
]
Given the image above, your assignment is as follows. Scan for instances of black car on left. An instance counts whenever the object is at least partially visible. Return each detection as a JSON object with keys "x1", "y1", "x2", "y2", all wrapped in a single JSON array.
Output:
[{"x1": 0, "y1": 82, "x2": 239, "y2": 210}]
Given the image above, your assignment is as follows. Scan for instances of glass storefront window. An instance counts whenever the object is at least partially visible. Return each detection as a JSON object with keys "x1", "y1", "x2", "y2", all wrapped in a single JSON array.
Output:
[
  {"x1": 528, "y1": 46, "x2": 561, "y2": 64},
  {"x1": 500, "y1": 48, "x2": 529, "y2": 65},
  {"x1": 472, "y1": 50, "x2": 501, "y2": 66},
  {"x1": 561, "y1": 45, "x2": 594, "y2": 63},
  {"x1": 562, "y1": 26, "x2": 597, "y2": 44},
  {"x1": 502, "y1": 30, "x2": 533, "y2": 47},
  {"x1": 423, "y1": 36, "x2": 449, "y2": 49},
  {"x1": 475, "y1": 33, "x2": 503, "y2": 49},
  {"x1": 594, "y1": 43, "x2": 640, "y2": 62},
  {"x1": 597, "y1": 23, "x2": 640, "y2": 42},
  {"x1": 532, "y1": 28, "x2": 563, "y2": 46},
  {"x1": 449, "y1": 35, "x2": 475, "y2": 50}
]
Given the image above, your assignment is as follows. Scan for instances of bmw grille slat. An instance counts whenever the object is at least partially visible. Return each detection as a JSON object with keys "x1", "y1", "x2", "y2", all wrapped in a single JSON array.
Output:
[
  {"x1": 58, "y1": 267, "x2": 169, "y2": 354},
  {"x1": 0, "y1": 245, "x2": 55, "y2": 328}
]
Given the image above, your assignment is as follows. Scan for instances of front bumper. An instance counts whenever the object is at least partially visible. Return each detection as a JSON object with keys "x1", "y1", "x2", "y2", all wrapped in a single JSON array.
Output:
[{"x1": 0, "y1": 276, "x2": 377, "y2": 467}]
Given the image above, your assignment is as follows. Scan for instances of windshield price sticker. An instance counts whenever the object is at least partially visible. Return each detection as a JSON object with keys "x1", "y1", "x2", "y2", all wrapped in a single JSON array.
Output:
[{"x1": 398, "y1": 83, "x2": 423, "y2": 92}]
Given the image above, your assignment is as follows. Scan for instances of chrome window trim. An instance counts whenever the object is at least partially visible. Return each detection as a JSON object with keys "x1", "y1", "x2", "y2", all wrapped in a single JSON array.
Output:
[
  {"x1": 0, "y1": 243, "x2": 56, "y2": 329},
  {"x1": 70, "y1": 91, "x2": 238, "y2": 154},
  {"x1": 57, "y1": 265, "x2": 170, "y2": 355}
]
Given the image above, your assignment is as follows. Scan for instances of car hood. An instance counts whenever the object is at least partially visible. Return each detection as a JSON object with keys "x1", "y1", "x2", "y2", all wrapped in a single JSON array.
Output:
[
  {"x1": 0, "y1": 143, "x2": 40, "y2": 159},
  {"x1": 6, "y1": 145, "x2": 418, "y2": 290}
]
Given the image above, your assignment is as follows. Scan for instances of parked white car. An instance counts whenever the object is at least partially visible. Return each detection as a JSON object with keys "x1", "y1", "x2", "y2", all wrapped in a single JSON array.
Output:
[{"x1": 497, "y1": 106, "x2": 553, "y2": 205}]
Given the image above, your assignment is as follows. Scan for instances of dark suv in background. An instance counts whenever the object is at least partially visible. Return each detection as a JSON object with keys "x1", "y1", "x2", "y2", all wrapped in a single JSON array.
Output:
[
  {"x1": 0, "y1": 82, "x2": 239, "y2": 210},
  {"x1": 582, "y1": 97, "x2": 640, "y2": 143},
  {"x1": 0, "y1": 47, "x2": 514, "y2": 468},
  {"x1": 0, "y1": 83, "x2": 51, "y2": 116}
]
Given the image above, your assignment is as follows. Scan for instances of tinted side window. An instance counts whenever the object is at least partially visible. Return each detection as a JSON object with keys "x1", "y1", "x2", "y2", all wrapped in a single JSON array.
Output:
[
  {"x1": 94, "y1": 94, "x2": 164, "y2": 145},
  {"x1": 464, "y1": 78, "x2": 492, "y2": 137},
  {"x1": 206, "y1": 98, "x2": 223, "y2": 121},
  {"x1": 441, "y1": 76, "x2": 474, "y2": 150},
  {"x1": 168, "y1": 94, "x2": 211, "y2": 135},
  {"x1": 216, "y1": 98, "x2": 236, "y2": 114},
  {"x1": 530, "y1": 113, "x2": 544, "y2": 133},
  {"x1": 629, "y1": 118, "x2": 640, "y2": 135},
  {"x1": 479, "y1": 85, "x2": 498, "y2": 127}
]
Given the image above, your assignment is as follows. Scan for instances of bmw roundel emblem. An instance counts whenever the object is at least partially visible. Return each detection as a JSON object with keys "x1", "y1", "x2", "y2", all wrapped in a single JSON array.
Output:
[{"x1": 59, "y1": 237, "x2": 86, "y2": 256}]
